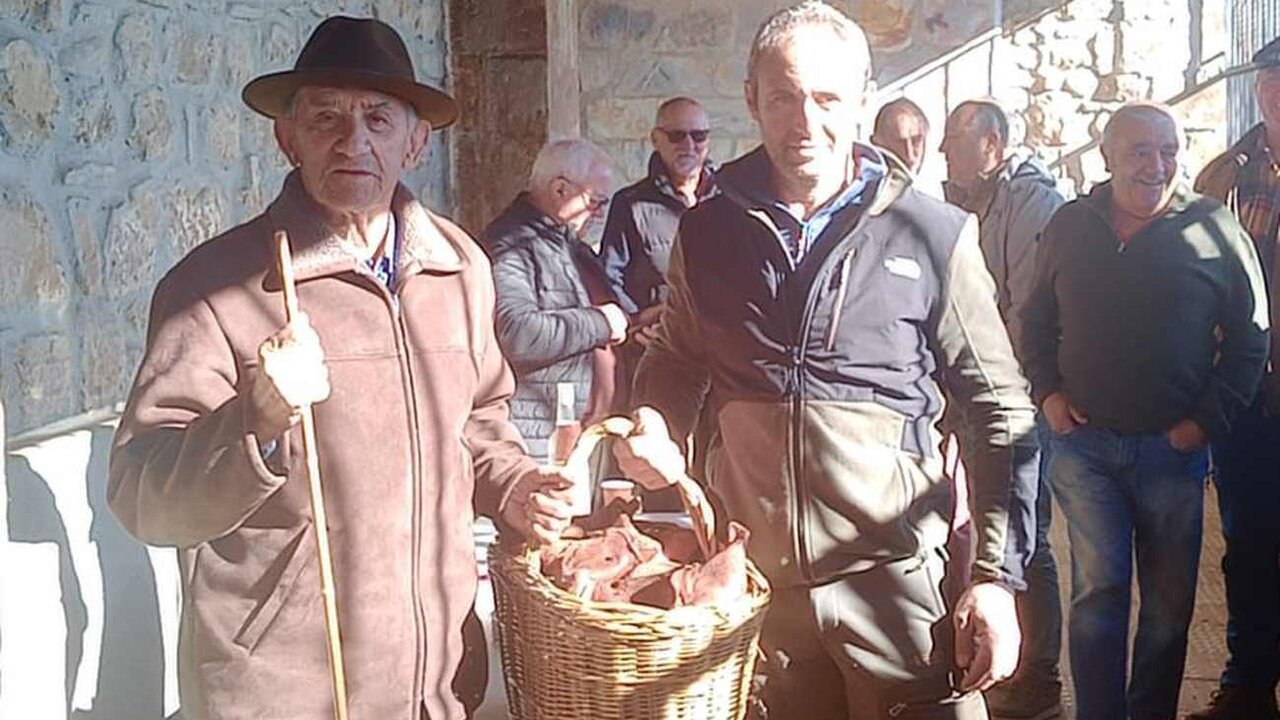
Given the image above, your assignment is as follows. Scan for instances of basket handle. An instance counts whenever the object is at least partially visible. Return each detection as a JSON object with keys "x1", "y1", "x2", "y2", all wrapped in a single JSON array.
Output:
[{"x1": 560, "y1": 416, "x2": 718, "y2": 558}]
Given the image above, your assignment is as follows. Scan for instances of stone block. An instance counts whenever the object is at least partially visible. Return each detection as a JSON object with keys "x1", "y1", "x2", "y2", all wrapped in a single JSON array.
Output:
[
  {"x1": 59, "y1": 37, "x2": 108, "y2": 80},
  {"x1": 1088, "y1": 27, "x2": 1115, "y2": 77},
  {"x1": 587, "y1": 97, "x2": 655, "y2": 140},
  {"x1": 653, "y1": 4, "x2": 733, "y2": 51},
  {"x1": 698, "y1": 96, "x2": 753, "y2": 138},
  {"x1": 264, "y1": 22, "x2": 297, "y2": 68},
  {"x1": 238, "y1": 154, "x2": 274, "y2": 221},
  {"x1": 63, "y1": 163, "x2": 116, "y2": 187},
  {"x1": 0, "y1": 0, "x2": 63, "y2": 32},
  {"x1": 67, "y1": 197, "x2": 103, "y2": 297},
  {"x1": 1063, "y1": 68, "x2": 1100, "y2": 100},
  {"x1": 81, "y1": 319, "x2": 130, "y2": 410},
  {"x1": 0, "y1": 40, "x2": 59, "y2": 152},
  {"x1": 127, "y1": 87, "x2": 171, "y2": 160},
  {"x1": 223, "y1": 32, "x2": 255, "y2": 87},
  {"x1": 115, "y1": 13, "x2": 158, "y2": 84},
  {"x1": 70, "y1": 1, "x2": 112, "y2": 30},
  {"x1": 4, "y1": 333, "x2": 75, "y2": 431},
  {"x1": 169, "y1": 184, "x2": 227, "y2": 256},
  {"x1": 0, "y1": 187, "x2": 65, "y2": 311},
  {"x1": 205, "y1": 104, "x2": 240, "y2": 166},
  {"x1": 68, "y1": 87, "x2": 116, "y2": 146},
  {"x1": 174, "y1": 29, "x2": 222, "y2": 85},
  {"x1": 580, "y1": 1, "x2": 657, "y2": 50},
  {"x1": 1094, "y1": 72, "x2": 1151, "y2": 102},
  {"x1": 105, "y1": 184, "x2": 163, "y2": 297},
  {"x1": 228, "y1": 3, "x2": 264, "y2": 20}
]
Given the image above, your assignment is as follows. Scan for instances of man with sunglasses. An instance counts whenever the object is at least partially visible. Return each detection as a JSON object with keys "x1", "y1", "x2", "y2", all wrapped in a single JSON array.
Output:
[
  {"x1": 600, "y1": 97, "x2": 718, "y2": 324},
  {"x1": 482, "y1": 138, "x2": 630, "y2": 461}
]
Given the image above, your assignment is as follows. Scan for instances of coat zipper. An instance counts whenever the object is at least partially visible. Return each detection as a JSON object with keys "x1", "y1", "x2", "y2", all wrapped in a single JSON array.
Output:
[
  {"x1": 364, "y1": 267, "x2": 428, "y2": 713},
  {"x1": 825, "y1": 249, "x2": 857, "y2": 351},
  {"x1": 746, "y1": 208, "x2": 872, "y2": 584}
]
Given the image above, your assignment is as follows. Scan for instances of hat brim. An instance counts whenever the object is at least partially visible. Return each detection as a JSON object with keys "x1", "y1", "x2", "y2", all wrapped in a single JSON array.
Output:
[{"x1": 242, "y1": 69, "x2": 458, "y2": 129}]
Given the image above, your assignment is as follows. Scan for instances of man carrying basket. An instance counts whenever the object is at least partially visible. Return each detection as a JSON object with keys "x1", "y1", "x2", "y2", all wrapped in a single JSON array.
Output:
[
  {"x1": 615, "y1": 3, "x2": 1039, "y2": 719},
  {"x1": 107, "y1": 16, "x2": 573, "y2": 720}
]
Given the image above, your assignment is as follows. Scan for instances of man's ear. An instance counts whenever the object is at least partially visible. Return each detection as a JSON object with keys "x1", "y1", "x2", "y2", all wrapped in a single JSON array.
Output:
[
  {"x1": 406, "y1": 119, "x2": 431, "y2": 167},
  {"x1": 649, "y1": 127, "x2": 662, "y2": 150},
  {"x1": 744, "y1": 79, "x2": 760, "y2": 124},
  {"x1": 273, "y1": 118, "x2": 298, "y2": 166}
]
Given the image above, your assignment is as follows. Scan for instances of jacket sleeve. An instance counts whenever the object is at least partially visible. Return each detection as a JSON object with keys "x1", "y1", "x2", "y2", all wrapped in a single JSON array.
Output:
[
  {"x1": 932, "y1": 216, "x2": 1037, "y2": 590},
  {"x1": 465, "y1": 257, "x2": 540, "y2": 520},
  {"x1": 108, "y1": 278, "x2": 288, "y2": 548},
  {"x1": 490, "y1": 243, "x2": 613, "y2": 375},
  {"x1": 598, "y1": 198, "x2": 640, "y2": 314},
  {"x1": 1018, "y1": 213, "x2": 1065, "y2": 405},
  {"x1": 631, "y1": 235, "x2": 711, "y2": 441},
  {"x1": 1190, "y1": 214, "x2": 1270, "y2": 440},
  {"x1": 1003, "y1": 184, "x2": 1063, "y2": 357}
]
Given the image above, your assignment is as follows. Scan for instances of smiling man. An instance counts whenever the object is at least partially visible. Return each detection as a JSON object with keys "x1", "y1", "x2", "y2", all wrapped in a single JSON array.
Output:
[
  {"x1": 108, "y1": 16, "x2": 574, "y2": 720},
  {"x1": 1020, "y1": 102, "x2": 1269, "y2": 720},
  {"x1": 611, "y1": 2, "x2": 1041, "y2": 718}
]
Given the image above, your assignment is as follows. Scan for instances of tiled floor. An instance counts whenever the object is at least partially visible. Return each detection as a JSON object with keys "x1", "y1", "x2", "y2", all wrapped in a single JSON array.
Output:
[{"x1": 478, "y1": 482, "x2": 1243, "y2": 720}]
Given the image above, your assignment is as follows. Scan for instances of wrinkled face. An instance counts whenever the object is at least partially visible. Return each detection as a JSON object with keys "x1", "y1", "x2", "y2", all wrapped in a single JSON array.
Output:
[
  {"x1": 746, "y1": 26, "x2": 866, "y2": 191},
  {"x1": 553, "y1": 161, "x2": 613, "y2": 235},
  {"x1": 939, "y1": 105, "x2": 990, "y2": 188},
  {"x1": 874, "y1": 110, "x2": 928, "y2": 173},
  {"x1": 274, "y1": 86, "x2": 429, "y2": 216},
  {"x1": 651, "y1": 102, "x2": 711, "y2": 183},
  {"x1": 1103, "y1": 110, "x2": 1180, "y2": 220}
]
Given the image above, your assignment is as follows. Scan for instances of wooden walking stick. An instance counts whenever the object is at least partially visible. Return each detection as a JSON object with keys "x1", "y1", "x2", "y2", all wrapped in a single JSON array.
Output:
[{"x1": 274, "y1": 230, "x2": 350, "y2": 720}]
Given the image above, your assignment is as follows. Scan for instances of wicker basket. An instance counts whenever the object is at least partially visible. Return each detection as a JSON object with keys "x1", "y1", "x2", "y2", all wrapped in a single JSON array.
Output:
[
  {"x1": 488, "y1": 418, "x2": 771, "y2": 720},
  {"x1": 489, "y1": 541, "x2": 770, "y2": 720}
]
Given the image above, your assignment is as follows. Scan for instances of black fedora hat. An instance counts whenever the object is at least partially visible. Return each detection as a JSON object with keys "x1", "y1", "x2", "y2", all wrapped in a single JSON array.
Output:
[{"x1": 242, "y1": 16, "x2": 458, "y2": 128}]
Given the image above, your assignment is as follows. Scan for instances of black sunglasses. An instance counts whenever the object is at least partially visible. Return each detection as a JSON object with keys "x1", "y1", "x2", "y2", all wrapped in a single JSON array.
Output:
[{"x1": 656, "y1": 128, "x2": 711, "y2": 144}]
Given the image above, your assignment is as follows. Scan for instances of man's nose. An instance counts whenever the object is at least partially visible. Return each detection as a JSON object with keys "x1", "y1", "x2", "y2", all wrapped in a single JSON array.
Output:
[{"x1": 334, "y1": 115, "x2": 370, "y2": 155}]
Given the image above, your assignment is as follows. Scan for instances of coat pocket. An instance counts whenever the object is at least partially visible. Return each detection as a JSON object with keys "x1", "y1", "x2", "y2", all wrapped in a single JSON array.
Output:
[{"x1": 232, "y1": 522, "x2": 316, "y2": 653}]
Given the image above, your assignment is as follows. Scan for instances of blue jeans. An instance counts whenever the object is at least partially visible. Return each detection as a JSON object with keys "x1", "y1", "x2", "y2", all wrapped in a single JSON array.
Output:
[
  {"x1": 1022, "y1": 419, "x2": 1063, "y2": 677},
  {"x1": 1048, "y1": 425, "x2": 1208, "y2": 720},
  {"x1": 1211, "y1": 401, "x2": 1280, "y2": 690}
]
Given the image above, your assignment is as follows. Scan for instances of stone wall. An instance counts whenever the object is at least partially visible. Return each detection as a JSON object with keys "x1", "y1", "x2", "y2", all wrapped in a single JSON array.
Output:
[
  {"x1": 0, "y1": 0, "x2": 451, "y2": 435},
  {"x1": 576, "y1": 0, "x2": 1230, "y2": 196}
]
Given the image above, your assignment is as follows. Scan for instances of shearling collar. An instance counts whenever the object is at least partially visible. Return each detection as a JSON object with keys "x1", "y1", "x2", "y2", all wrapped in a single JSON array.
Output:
[{"x1": 264, "y1": 170, "x2": 463, "y2": 288}]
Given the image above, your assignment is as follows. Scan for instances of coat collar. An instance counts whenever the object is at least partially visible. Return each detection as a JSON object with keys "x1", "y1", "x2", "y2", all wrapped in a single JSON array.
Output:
[{"x1": 264, "y1": 171, "x2": 464, "y2": 288}]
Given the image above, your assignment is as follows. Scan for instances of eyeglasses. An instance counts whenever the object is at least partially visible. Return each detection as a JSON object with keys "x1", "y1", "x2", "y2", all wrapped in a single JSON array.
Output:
[
  {"x1": 656, "y1": 127, "x2": 711, "y2": 144},
  {"x1": 559, "y1": 177, "x2": 610, "y2": 210}
]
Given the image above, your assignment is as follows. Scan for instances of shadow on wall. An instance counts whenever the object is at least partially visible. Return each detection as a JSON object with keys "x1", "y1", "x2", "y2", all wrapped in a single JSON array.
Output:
[{"x1": 1, "y1": 418, "x2": 182, "y2": 720}]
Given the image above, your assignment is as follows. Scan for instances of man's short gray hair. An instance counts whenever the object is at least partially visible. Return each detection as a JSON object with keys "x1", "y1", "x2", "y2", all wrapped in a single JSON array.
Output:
[
  {"x1": 955, "y1": 99, "x2": 1009, "y2": 147},
  {"x1": 1100, "y1": 102, "x2": 1181, "y2": 154},
  {"x1": 873, "y1": 97, "x2": 928, "y2": 137},
  {"x1": 747, "y1": 1, "x2": 871, "y2": 86},
  {"x1": 529, "y1": 138, "x2": 611, "y2": 189}
]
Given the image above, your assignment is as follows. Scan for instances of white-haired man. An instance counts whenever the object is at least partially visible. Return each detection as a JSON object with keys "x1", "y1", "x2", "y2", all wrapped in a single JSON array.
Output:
[
  {"x1": 1021, "y1": 103, "x2": 1269, "y2": 720},
  {"x1": 482, "y1": 139, "x2": 631, "y2": 459},
  {"x1": 613, "y1": 3, "x2": 1040, "y2": 718}
]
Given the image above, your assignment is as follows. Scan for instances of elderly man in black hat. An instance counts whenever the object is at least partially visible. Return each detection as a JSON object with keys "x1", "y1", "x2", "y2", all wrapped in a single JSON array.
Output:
[
  {"x1": 107, "y1": 16, "x2": 573, "y2": 720},
  {"x1": 1190, "y1": 35, "x2": 1280, "y2": 720}
]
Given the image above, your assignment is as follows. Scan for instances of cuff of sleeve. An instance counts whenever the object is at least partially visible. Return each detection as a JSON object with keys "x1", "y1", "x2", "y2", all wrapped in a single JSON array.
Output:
[{"x1": 970, "y1": 566, "x2": 1028, "y2": 594}]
